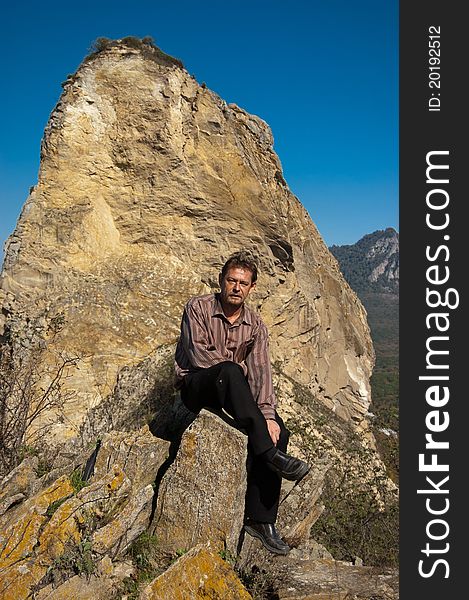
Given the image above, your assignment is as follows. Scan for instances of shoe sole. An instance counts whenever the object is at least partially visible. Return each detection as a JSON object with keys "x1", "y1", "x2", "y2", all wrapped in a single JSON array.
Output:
[
  {"x1": 244, "y1": 525, "x2": 290, "y2": 555},
  {"x1": 270, "y1": 461, "x2": 310, "y2": 482},
  {"x1": 289, "y1": 462, "x2": 310, "y2": 482}
]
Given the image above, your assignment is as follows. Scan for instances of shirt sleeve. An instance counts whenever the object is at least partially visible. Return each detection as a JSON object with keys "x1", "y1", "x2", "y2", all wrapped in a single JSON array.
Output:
[
  {"x1": 245, "y1": 321, "x2": 277, "y2": 420},
  {"x1": 180, "y1": 299, "x2": 228, "y2": 369}
]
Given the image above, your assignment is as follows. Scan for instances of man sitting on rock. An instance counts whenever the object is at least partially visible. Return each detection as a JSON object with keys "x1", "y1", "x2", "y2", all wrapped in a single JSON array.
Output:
[{"x1": 174, "y1": 250, "x2": 310, "y2": 555}]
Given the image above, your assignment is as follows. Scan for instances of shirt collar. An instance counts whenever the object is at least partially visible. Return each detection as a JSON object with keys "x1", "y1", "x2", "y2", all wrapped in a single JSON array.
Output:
[{"x1": 212, "y1": 293, "x2": 252, "y2": 325}]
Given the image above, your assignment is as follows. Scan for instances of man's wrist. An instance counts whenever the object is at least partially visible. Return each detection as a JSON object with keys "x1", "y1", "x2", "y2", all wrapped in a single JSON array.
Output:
[{"x1": 260, "y1": 406, "x2": 276, "y2": 421}]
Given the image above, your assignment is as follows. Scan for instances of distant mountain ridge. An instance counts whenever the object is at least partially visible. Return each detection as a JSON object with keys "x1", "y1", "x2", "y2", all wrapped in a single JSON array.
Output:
[
  {"x1": 330, "y1": 228, "x2": 399, "y2": 294},
  {"x1": 329, "y1": 228, "x2": 399, "y2": 482}
]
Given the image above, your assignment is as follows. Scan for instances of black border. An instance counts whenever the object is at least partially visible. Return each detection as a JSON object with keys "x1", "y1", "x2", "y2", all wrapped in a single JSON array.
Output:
[{"x1": 400, "y1": 1, "x2": 465, "y2": 596}]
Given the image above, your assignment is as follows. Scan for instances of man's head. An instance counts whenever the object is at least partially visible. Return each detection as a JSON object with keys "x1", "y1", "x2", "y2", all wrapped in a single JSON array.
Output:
[{"x1": 219, "y1": 251, "x2": 258, "y2": 310}]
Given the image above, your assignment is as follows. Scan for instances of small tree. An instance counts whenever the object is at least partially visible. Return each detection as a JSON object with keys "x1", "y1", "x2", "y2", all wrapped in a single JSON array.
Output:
[
  {"x1": 0, "y1": 319, "x2": 80, "y2": 477},
  {"x1": 89, "y1": 37, "x2": 113, "y2": 53}
]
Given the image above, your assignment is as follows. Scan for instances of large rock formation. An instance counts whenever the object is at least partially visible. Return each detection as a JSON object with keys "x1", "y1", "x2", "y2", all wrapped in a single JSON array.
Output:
[{"x1": 0, "y1": 38, "x2": 373, "y2": 454}]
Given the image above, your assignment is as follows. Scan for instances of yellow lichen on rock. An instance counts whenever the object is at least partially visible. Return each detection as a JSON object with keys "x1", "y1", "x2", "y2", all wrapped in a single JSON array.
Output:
[
  {"x1": 141, "y1": 544, "x2": 252, "y2": 600},
  {"x1": 38, "y1": 496, "x2": 82, "y2": 560},
  {"x1": 0, "y1": 475, "x2": 76, "y2": 600},
  {"x1": 0, "y1": 559, "x2": 47, "y2": 600},
  {"x1": 0, "y1": 512, "x2": 46, "y2": 570},
  {"x1": 0, "y1": 475, "x2": 74, "y2": 567},
  {"x1": 0, "y1": 466, "x2": 130, "y2": 600}
]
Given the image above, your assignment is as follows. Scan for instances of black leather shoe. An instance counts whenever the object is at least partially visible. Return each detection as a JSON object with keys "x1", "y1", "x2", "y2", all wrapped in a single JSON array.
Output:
[
  {"x1": 244, "y1": 520, "x2": 290, "y2": 555},
  {"x1": 265, "y1": 448, "x2": 310, "y2": 481}
]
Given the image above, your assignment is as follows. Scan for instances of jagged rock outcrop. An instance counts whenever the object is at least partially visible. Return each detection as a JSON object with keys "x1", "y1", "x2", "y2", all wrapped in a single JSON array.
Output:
[
  {"x1": 0, "y1": 38, "x2": 373, "y2": 456},
  {"x1": 0, "y1": 426, "x2": 169, "y2": 600},
  {"x1": 0, "y1": 414, "x2": 335, "y2": 599}
]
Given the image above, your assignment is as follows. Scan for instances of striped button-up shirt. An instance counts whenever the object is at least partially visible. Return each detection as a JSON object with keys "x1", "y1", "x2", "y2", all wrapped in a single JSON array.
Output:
[{"x1": 174, "y1": 293, "x2": 277, "y2": 420}]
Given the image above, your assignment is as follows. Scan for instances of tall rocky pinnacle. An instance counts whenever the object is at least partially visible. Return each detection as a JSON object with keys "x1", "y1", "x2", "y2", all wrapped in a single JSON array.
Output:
[{"x1": 0, "y1": 39, "x2": 374, "y2": 451}]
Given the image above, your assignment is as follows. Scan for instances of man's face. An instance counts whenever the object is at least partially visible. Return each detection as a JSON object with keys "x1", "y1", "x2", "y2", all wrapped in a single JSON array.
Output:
[{"x1": 219, "y1": 267, "x2": 256, "y2": 309}]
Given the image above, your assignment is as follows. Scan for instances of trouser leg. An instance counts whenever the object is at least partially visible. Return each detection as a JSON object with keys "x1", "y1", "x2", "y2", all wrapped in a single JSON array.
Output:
[
  {"x1": 244, "y1": 411, "x2": 289, "y2": 523},
  {"x1": 181, "y1": 361, "x2": 274, "y2": 455}
]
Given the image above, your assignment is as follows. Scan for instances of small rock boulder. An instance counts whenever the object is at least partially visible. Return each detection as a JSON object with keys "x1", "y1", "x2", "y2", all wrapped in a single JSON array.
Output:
[
  {"x1": 140, "y1": 543, "x2": 252, "y2": 600},
  {"x1": 0, "y1": 457, "x2": 39, "y2": 517},
  {"x1": 151, "y1": 410, "x2": 248, "y2": 556}
]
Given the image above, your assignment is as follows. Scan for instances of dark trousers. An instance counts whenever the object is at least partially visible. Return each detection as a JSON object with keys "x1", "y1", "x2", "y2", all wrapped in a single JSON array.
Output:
[{"x1": 181, "y1": 361, "x2": 289, "y2": 523}]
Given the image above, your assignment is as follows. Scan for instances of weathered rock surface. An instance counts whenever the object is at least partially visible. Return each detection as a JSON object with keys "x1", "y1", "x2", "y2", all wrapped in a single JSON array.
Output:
[
  {"x1": 151, "y1": 410, "x2": 247, "y2": 555},
  {"x1": 0, "y1": 474, "x2": 75, "y2": 599},
  {"x1": 140, "y1": 543, "x2": 252, "y2": 600},
  {"x1": 0, "y1": 456, "x2": 39, "y2": 517},
  {"x1": 237, "y1": 553, "x2": 397, "y2": 599},
  {"x1": 92, "y1": 424, "x2": 170, "y2": 489},
  {"x1": 0, "y1": 426, "x2": 169, "y2": 599},
  {"x1": 0, "y1": 38, "x2": 373, "y2": 454},
  {"x1": 270, "y1": 558, "x2": 398, "y2": 600},
  {"x1": 34, "y1": 556, "x2": 134, "y2": 600}
]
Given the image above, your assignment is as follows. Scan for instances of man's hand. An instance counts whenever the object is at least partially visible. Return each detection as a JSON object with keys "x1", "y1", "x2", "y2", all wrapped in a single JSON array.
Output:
[{"x1": 266, "y1": 419, "x2": 281, "y2": 445}]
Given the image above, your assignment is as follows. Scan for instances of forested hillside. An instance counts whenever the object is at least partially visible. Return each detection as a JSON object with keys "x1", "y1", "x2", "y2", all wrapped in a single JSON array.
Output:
[{"x1": 330, "y1": 230, "x2": 399, "y2": 481}]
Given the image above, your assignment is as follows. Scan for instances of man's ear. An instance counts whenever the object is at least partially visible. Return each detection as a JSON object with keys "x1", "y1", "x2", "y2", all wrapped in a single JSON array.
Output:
[
  {"x1": 248, "y1": 281, "x2": 257, "y2": 293},
  {"x1": 218, "y1": 273, "x2": 223, "y2": 287}
]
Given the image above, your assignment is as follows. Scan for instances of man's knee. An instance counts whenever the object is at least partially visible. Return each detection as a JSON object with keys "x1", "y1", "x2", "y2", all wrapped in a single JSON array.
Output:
[{"x1": 218, "y1": 361, "x2": 245, "y2": 380}]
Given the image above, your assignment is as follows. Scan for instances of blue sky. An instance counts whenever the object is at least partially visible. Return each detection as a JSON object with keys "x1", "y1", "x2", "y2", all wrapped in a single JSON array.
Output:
[{"x1": 0, "y1": 0, "x2": 398, "y2": 261}]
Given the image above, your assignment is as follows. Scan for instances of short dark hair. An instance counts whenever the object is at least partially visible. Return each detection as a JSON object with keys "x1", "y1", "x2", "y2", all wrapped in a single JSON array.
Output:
[{"x1": 221, "y1": 251, "x2": 258, "y2": 283}]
